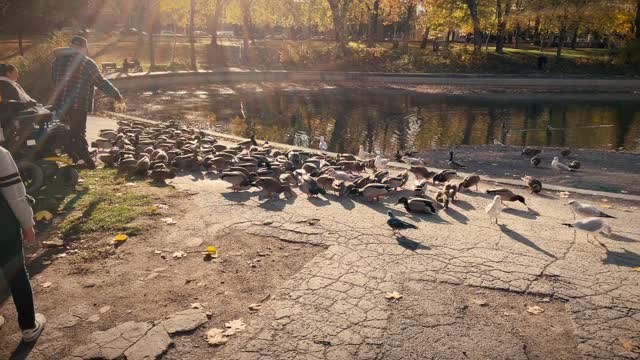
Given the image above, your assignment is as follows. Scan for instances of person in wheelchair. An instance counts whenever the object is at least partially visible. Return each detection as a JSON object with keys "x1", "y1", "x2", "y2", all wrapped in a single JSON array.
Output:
[{"x1": 0, "y1": 64, "x2": 38, "y2": 108}]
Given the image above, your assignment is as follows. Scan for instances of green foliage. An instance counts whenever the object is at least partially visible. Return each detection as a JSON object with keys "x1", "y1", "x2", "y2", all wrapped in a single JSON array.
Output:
[{"x1": 619, "y1": 39, "x2": 640, "y2": 69}]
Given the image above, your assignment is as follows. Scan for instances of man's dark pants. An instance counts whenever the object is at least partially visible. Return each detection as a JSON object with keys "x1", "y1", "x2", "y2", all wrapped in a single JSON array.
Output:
[
  {"x1": 0, "y1": 215, "x2": 36, "y2": 331},
  {"x1": 61, "y1": 109, "x2": 95, "y2": 169}
]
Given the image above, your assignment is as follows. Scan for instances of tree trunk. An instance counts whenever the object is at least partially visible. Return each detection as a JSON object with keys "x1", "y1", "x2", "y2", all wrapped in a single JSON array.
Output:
[
  {"x1": 570, "y1": 23, "x2": 579, "y2": 50},
  {"x1": 189, "y1": 0, "x2": 197, "y2": 70},
  {"x1": 401, "y1": 3, "x2": 415, "y2": 54},
  {"x1": 327, "y1": 0, "x2": 349, "y2": 55},
  {"x1": 557, "y1": 17, "x2": 567, "y2": 59},
  {"x1": 209, "y1": 0, "x2": 228, "y2": 66},
  {"x1": 464, "y1": 0, "x2": 482, "y2": 52},
  {"x1": 241, "y1": 0, "x2": 251, "y2": 64},
  {"x1": 18, "y1": 31, "x2": 24, "y2": 56},
  {"x1": 420, "y1": 25, "x2": 430, "y2": 49},
  {"x1": 495, "y1": 0, "x2": 512, "y2": 54},
  {"x1": 636, "y1": 0, "x2": 640, "y2": 39},
  {"x1": 514, "y1": 23, "x2": 520, "y2": 49},
  {"x1": 367, "y1": 0, "x2": 380, "y2": 48}
]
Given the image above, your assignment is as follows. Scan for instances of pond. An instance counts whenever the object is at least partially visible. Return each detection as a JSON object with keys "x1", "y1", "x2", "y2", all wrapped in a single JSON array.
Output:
[{"x1": 123, "y1": 84, "x2": 640, "y2": 155}]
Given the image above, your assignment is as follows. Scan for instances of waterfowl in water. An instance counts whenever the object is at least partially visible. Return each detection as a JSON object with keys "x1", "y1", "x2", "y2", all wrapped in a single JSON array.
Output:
[
  {"x1": 221, "y1": 171, "x2": 254, "y2": 192},
  {"x1": 350, "y1": 183, "x2": 392, "y2": 202},
  {"x1": 530, "y1": 155, "x2": 541, "y2": 167},
  {"x1": 387, "y1": 211, "x2": 418, "y2": 231},
  {"x1": 448, "y1": 151, "x2": 466, "y2": 169},
  {"x1": 566, "y1": 200, "x2": 616, "y2": 219},
  {"x1": 551, "y1": 157, "x2": 575, "y2": 172},
  {"x1": 568, "y1": 160, "x2": 581, "y2": 170},
  {"x1": 397, "y1": 197, "x2": 437, "y2": 214},
  {"x1": 458, "y1": 174, "x2": 480, "y2": 192},
  {"x1": 521, "y1": 147, "x2": 542, "y2": 157},
  {"x1": 485, "y1": 195, "x2": 505, "y2": 225},
  {"x1": 521, "y1": 176, "x2": 542, "y2": 194},
  {"x1": 485, "y1": 188, "x2": 526, "y2": 205}
]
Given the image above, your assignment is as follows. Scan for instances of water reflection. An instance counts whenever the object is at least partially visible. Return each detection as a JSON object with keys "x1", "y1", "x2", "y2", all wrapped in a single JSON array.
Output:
[{"x1": 129, "y1": 86, "x2": 640, "y2": 155}]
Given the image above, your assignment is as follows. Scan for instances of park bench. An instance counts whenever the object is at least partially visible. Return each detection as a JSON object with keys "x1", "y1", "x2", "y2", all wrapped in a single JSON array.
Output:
[{"x1": 101, "y1": 62, "x2": 118, "y2": 74}]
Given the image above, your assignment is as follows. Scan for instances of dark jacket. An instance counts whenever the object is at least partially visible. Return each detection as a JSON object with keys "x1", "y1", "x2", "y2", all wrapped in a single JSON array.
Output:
[
  {"x1": 0, "y1": 77, "x2": 35, "y2": 105},
  {"x1": 51, "y1": 47, "x2": 121, "y2": 114}
]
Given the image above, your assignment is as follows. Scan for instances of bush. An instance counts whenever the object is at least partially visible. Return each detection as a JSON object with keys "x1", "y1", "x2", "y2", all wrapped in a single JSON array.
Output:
[
  {"x1": 619, "y1": 40, "x2": 640, "y2": 69},
  {"x1": 10, "y1": 32, "x2": 70, "y2": 103}
]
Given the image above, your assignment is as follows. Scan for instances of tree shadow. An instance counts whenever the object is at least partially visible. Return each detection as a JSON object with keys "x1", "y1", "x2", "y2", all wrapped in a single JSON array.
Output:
[
  {"x1": 602, "y1": 248, "x2": 640, "y2": 268},
  {"x1": 499, "y1": 224, "x2": 557, "y2": 259},
  {"x1": 503, "y1": 207, "x2": 539, "y2": 220},
  {"x1": 444, "y1": 207, "x2": 469, "y2": 224},
  {"x1": 9, "y1": 340, "x2": 37, "y2": 360},
  {"x1": 396, "y1": 235, "x2": 431, "y2": 251}
]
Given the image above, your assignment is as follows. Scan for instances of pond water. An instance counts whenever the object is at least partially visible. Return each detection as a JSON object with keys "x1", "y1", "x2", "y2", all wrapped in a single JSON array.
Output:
[{"x1": 125, "y1": 85, "x2": 640, "y2": 155}]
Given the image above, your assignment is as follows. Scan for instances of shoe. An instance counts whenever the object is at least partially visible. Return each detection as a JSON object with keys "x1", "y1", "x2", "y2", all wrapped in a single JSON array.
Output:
[{"x1": 22, "y1": 313, "x2": 46, "y2": 343}]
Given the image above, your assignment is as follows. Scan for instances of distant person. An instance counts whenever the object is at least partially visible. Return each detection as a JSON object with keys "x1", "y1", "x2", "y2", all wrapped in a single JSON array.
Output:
[
  {"x1": 132, "y1": 59, "x2": 142, "y2": 72},
  {"x1": 122, "y1": 58, "x2": 130, "y2": 74},
  {"x1": 0, "y1": 145, "x2": 46, "y2": 343},
  {"x1": 51, "y1": 36, "x2": 124, "y2": 169},
  {"x1": 0, "y1": 64, "x2": 38, "y2": 107}
]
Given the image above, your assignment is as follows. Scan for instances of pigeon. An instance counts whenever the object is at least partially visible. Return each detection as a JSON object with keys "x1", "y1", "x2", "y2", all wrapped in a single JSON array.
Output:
[
  {"x1": 566, "y1": 200, "x2": 616, "y2": 219},
  {"x1": 387, "y1": 211, "x2": 418, "y2": 232},
  {"x1": 485, "y1": 195, "x2": 505, "y2": 225},
  {"x1": 551, "y1": 157, "x2": 575, "y2": 172}
]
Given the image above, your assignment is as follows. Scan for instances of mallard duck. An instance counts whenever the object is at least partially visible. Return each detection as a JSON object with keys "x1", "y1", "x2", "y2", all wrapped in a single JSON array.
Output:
[
  {"x1": 410, "y1": 165, "x2": 435, "y2": 180},
  {"x1": 91, "y1": 138, "x2": 113, "y2": 150},
  {"x1": 134, "y1": 155, "x2": 151, "y2": 176},
  {"x1": 316, "y1": 174, "x2": 337, "y2": 193},
  {"x1": 448, "y1": 151, "x2": 466, "y2": 169},
  {"x1": 238, "y1": 134, "x2": 258, "y2": 149},
  {"x1": 401, "y1": 156, "x2": 424, "y2": 166},
  {"x1": 338, "y1": 153, "x2": 357, "y2": 162},
  {"x1": 521, "y1": 147, "x2": 541, "y2": 157},
  {"x1": 221, "y1": 171, "x2": 253, "y2": 192},
  {"x1": 435, "y1": 190, "x2": 450, "y2": 209},
  {"x1": 149, "y1": 165, "x2": 176, "y2": 184},
  {"x1": 414, "y1": 179, "x2": 428, "y2": 197},
  {"x1": 566, "y1": 200, "x2": 616, "y2": 219},
  {"x1": 521, "y1": 176, "x2": 542, "y2": 194},
  {"x1": 387, "y1": 211, "x2": 418, "y2": 231},
  {"x1": 350, "y1": 183, "x2": 392, "y2": 202},
  {"x1": 530, "y1": 155, "x2": 541, "y2": 167},
  {"x1": 116, "y1": 156, "x2": 138, "y2": 175},
  {"x1": 397, "y1": 197, "x2": 436, "y2": 214},
  {"x1": 383, "y1": 170, "x2": 409, "y2": 190},
  {"x1": 237, "y1": 162, "x2": 258, "y2": 174},
  {"x1": 299, "y1": 175, "x2": 326, "y2": 198},
  {"x1": 374, "y1": 170, "x2": 389, "y2": 183},
  {"x1": 353, "y1": 175, "x2": 373, "y2": 189},
  {"x1": 333, "y1": 180, "x2": 352, "y2": 197},
  {"x1": 560, "y1": 148, "x2": 571, "y2": 157},
  {"x1": 568, "y1": 160, "x2": 581, "y2": 170},
  {"x1": 458, "y1": 174, "x2": 480, "y2": 192},
  {"x1": 208, "y1": 157, "x2": 230, "y2": 172},
  {"x1": 99, "y1": 130, "x2": 119, "y2": 141},
  {"x1": 337, "y1": 161, "x2": 366, "y2": 173},
  {"x1": 432, "y1": 170, "x2": 457, "y2": 184},
  {"x1": 485, "y1": 196, "x2": 505, "y2": 225},
  {"x1": 486, "y1": 188, "x2": 526, "y2": 205},
  {"x1": 551, "y1": 157, "x2": 575, "y2": 172},
  {"x1": 444, "y1": 182, "x2": 459, "y2": 201},
  {"x1": 255, "y1": 177, "x2": 295, "y2": 199}
]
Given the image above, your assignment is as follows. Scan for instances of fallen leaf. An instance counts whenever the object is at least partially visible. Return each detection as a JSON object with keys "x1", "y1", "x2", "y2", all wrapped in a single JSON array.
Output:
[
  {"x1": 248, "y1": 304, "x2": 262, "y2": 311},
  {"x1": 43, "y1": 238, "x2": 64, "y2": 247},
  {"x1": 471, "y1": 299, "x2": 488, "y2": 306},
  {"x1": 224, "y1": 319, "x2": 246, "y2": 336},
  {"x1": 540, "y1": 297, "x2": 552, "y2": 303},
  {"x1": 601, "y1": 204, "x2": 613, "y2": 209},
  {"x1": 87, "y1": 315, "x2": 100, "y2": 323},
  {"x1": 384, "y1": 291, "x2": 403, "y2": 300},
  {"x1": 160, "y1": 218, "x2": 177, "y2": 225},
  {"x1": 204, "y1": 246, "x2": 219, "y2": 257},
  {"x1": 206, "y1": 328, "x2": 228, "y2": 346},
  {"x1": 633, "y1": 267, "x2": 640, "y2": 272},
  {"x1": 191, "y1": 303, "x2": 205, "y2": 310},
  {"x1": 113, "y1": 234, "x2": 128, "y2": 243},
  {"x1": 172, "y1": 251, "x2": 187, "y2": 259},
  {"x1": 620, "y1": 338, "x2": 640, "y2": 353},
  {"x1": 155, "y1": 204, "x2": 169, "y2": 209},
  {"x1": 527, "y1": 306, "x2": 545, "y2": 315},
  {"x1": 34, "y1": 210, "x2": 53, "y2": 221},
  {"x1": 41, "y1": 282, "x2": 52, "y2": 288}
]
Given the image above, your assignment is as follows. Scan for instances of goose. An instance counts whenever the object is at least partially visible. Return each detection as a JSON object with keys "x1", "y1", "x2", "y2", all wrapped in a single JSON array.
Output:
[
  {"x1": 566, "y1": 200, "x2": 616, "y2": 219},
  {"x1": 521, "y1": 176, "x2": 542, "y2": 194},
  {"x1": 485, "y1": 196, "x2": 505, "y2": 225},
  {"x1": 551, "y1": 157, "x2": 574, "y2": 172},
  {"x1": 397, "y1": 197, "x2": 437, "y2": 214},
  {"x1": 485, "y1": 188, "x2": 526, "y2": 205}
]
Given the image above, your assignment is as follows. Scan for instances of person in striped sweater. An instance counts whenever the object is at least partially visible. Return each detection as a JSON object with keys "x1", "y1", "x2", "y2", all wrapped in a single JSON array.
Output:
[{"x1": 0, "y1": 145, "x2": 46, "y2": 342}]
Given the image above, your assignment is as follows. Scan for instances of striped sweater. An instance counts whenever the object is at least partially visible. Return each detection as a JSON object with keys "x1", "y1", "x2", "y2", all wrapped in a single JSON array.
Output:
[{"x1": 0, "y1": 146, "x2": 34, "y2": 228}]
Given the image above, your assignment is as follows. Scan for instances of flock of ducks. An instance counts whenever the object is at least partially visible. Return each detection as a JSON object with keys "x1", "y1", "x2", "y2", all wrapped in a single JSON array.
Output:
[{"x1": 90, "y1": 122, "x2": 618, "y2": 250}]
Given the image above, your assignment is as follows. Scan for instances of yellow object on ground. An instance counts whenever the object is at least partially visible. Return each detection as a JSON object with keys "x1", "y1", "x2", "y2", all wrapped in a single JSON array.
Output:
[
  {"x1": 114, "y1": 234, "x2": 128, "y2": 243},
  {"x1": 34, "y1": 210, "x2": 53, "y2": 221}
]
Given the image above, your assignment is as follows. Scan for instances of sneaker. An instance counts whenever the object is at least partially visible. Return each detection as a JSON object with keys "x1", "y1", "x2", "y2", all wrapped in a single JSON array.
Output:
[{"x1": 22, "y1": 313, "x2": 46, "y2": 343}]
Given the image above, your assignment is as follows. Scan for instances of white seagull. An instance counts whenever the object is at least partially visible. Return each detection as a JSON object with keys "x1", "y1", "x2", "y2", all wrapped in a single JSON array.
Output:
[
  {"x1": 566, "y1": 200, "x2": 616, "y2": 219},
  {"x1": 563, "y1": 217, "x2": 612, "y2": 249},
  {"x1": 485, "y1": 195, "x2": 505, "y2": 225},
  {"x1": 319, "y1": 136, "x2": 328, "y2": 152},
  {"x1": 358, "y1": 145, "x2": 373, "y2": 160},
  {"x1": 551, "y1": 157, "x2": 575, "y2": 172},
  {"x1": 374, "y1": 155, "x2": 389, "y2": 170}
]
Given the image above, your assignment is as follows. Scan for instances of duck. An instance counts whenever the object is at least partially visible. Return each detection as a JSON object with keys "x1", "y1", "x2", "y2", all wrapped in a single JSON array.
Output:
[
  {"x1": 409, "y1": 165, "x2": 435, "y2": 180},
  {"x1": 134, "y1": 155, "x2": 151, "y2": 176},
  {"x1": 458, "y1": 174, "x2": 480, "y2": 192},
  {"x1": 373, "y1": 170, "x2": 389, "y2": 183},
  {"x1": 432, "y1": 170, "x2": 457, "y2": 184},
  {"x1": 387, "y1": 211, "x2": 418, "y2": 232},
  {"x1": 350, "y1": 183, "x2": 392, "y2": 202},
  {"x1": 220, "y1": 171, "x2": 254, "y2": 192},
  {"x1": 435, "y1": 190, "x2": 450, "y2": 209},
  {"x1": 568, "y1": 160, "x2": 581, "y2": 170},
  {"x1": 521, "y1": 147, "x2": 541, "y2": 157},
  {"x1": 383, "y1": 170, "x2": 409, "y2": 190},
  {"x1": 447, "y1": 151, "x2": 466, "y2": 169},
  {"x1": 353, "y1": 175, "x2": 374, "y2": 189},
  {"x1": 332, "y1": 180, "x2": 352, "y2": 197},
  {"x1": 358, "y1": 145, "x2": 373, "y2": 160},
  {"x1": 298, "y1": 175, "x2": 326, "y2": 198},
  {"x1": 337, "y1": 161, "x2": 366, "y2": 173},
  {"x1": 374, "y1": 155, "x2": 389, "y2": 170},
  {"x1": 316, "y1": 174, "x2": 337, "y2": 194},
  {"x1": 530, "y1": 155, "x2": 541, "y2": 167},
  {"x1": 566, "y1": 200, "x2": 616, "y2": 219},
  {"x1": 238, "y1": 134, "x2": 258, "y2": 150},
  {"x1": 551, "y1": 157, "x2": 575, "y2": 172},
  {"x1": 485, "y1": 195, "x2": 505, "y2": 225},
  {"x1": 560, "y1": 148, "x2": 571, "y2": 157},
  {"x1": 485, "y1": 188, "x2": 526, "y2": 206},
  {"x1": 255, "y1": 177, "x2": 296, "y2": 199},
  {"x1": 397, "y1": 197, "x2": 437, "y2": 214},
  {"x1": 91, "y1": 138, "x2": 113, "y2": 150},
  {"x1": 149, "y1": 164, "x2": 176, "y2": 184},
  {"x1": 444, "y1": 182, "x2": 459, "y2": 201},
  {"x1": 414, "y1": 179, "x2": 428, "y2": 197},
  {"x1": 401, "y1": 156, "x2": 424, "y2": 166},
  {"x1": 521, "y1": 176, "x2": 542, "y2": 194}
]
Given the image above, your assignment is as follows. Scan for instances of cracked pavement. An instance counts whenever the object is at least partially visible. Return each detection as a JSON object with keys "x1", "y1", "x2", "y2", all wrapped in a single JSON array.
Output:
[{"x1": 160, "y1": 173, "x2": 640, "y2": 360}]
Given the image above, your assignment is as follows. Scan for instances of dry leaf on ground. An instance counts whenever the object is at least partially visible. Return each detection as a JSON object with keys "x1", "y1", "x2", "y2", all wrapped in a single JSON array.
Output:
[
  {"x1": 224, "y1": 319, "x2": 246, "y2": 336},
  {"x1": 191, "y1": 303, "x2": 205, "y2": 310},
  {"x1": 172, "y1": 251, "x2": 187, "y2": 259},
  {"x1": 633, "y1": 267, "x2": 640, "y2": 272},
  {"x1": 34, "y1": 210, "x2": 53, "y2": 221},
  {"x1": 206, "y1": 328, "x2": 228, "y2": 346},
  {"x1": 41, "y1": 282, "x2": 52, "y2": 288},
  {"x1": 385, "y1": 291, "x2": 403, "y2": 300},
  {"x1": 620, "y1": 338, "x2": 640, "y2": 353},
  {"x1": 161, "y1": 217, "x2": 177, "y2": 225},
  {"x1": 527, "y1": 306, "x2": 545, "y2": 314}
]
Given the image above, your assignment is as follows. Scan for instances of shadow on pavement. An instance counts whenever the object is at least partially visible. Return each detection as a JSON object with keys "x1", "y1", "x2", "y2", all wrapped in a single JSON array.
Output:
[
  {"x1": 396, "y1": 235, "x2": 431, "y2": 251},
  {"x1": 445, "y1": 207, "x2": 469, "y2": 224},
  {"x1": 499, "y1": 224, "x2": 557, "y2": 259},
  {"x1": 609, "y1": 233, "x2": 640, "y2": 243},
  {"x1": 504, "y1": 207, "x2": 539, "y2": 220},
  {"x1": 9, "y1": 340, "x2": 36, "y2": 360},
  {"x1": 602, "y1": 249, "x2": 640, "y2": 268}
]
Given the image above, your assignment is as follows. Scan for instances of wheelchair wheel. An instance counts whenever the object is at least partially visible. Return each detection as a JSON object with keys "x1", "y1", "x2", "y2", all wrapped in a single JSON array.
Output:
[
  {"x1": 17, "y1": 160, "x2": 44, "y2": 194},
  {"x1": 56, "y1": 165, "x2": 79, "y2": 186}
]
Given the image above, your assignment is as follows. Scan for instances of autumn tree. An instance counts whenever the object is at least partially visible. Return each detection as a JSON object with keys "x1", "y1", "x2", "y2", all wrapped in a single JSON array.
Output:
[{"x1": 327, "y1": 0, "x2": 353, "y2": 55}]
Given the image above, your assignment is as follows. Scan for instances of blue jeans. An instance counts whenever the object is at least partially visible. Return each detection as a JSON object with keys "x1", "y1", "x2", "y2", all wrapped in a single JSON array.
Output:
[{"x1": 1, "y1": 226, "x2": 36, "y2": 331}]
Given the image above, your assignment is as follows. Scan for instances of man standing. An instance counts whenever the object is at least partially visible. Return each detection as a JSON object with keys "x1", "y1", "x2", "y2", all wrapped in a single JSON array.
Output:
[{"x1": 51, "y1": 36, "x2": 124, "y2": 169}]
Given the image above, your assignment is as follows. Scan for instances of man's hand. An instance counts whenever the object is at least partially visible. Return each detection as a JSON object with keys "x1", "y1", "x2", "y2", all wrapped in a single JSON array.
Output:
[{"x1": 22, "y1": 227, "x2": 36, "y2": 244}]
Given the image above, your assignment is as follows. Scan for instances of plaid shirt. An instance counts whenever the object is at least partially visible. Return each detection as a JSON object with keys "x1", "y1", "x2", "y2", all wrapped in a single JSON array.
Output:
[{"x1": 51, "y1": 48, "x2": 121, "y2": 113}]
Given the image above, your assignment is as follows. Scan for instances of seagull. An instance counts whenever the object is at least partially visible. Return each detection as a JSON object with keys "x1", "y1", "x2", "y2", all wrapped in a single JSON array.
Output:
[
  {"x1": 319, "y1": 136, "x2": 328, "y2": 152},
  {"x1": 551, "y1": 157, "x2": 575, "y2": 172},
  {"x1": 374, "y1": 155, "x2": 389, "y2": 170},
  {"x1": 358, "y1": 145, "x2": 373, "y2": 160},
  {"x1": 566, "y1": 200, "x2": 616, "y2": 219},
  {"x1": 387, "y1": 211, "x2": 418, "y2": 234},
  {"x1": 485, "y1": 195, "x2": 505, "y2": 225},
  {"x1": 563, "y1": 217, "x2": 611, "y2": 249}
]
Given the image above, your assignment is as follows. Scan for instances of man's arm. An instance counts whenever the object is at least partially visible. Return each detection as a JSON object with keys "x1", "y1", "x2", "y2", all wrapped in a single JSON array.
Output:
[
  {"x1": 87, "y1": 59, "x2": 123, "y2": 101},
  {"x1": 0, "y1": 147, "x2": 35, "y2": 230}
]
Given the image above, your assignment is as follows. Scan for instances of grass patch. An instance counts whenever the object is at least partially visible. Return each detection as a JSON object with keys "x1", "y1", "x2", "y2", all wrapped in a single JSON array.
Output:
[{"x1": 34, "y1": 168, "x2": 164, "y2": 239}]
